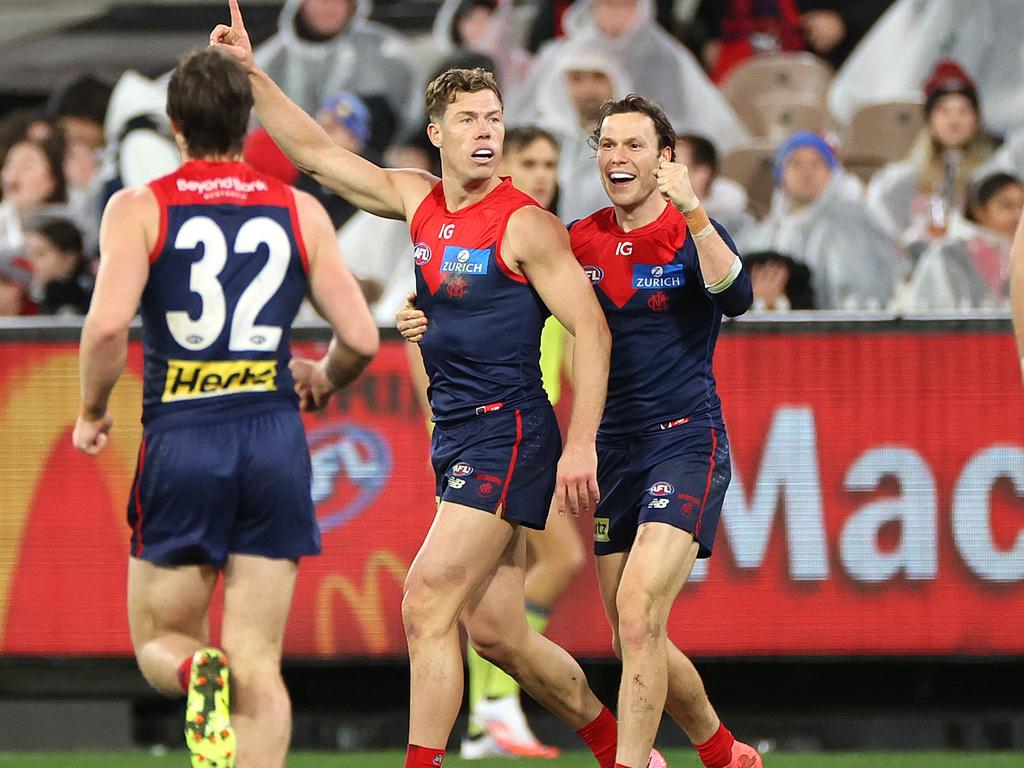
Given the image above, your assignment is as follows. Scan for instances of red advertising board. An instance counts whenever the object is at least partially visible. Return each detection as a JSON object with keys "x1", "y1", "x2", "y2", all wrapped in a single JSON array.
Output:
[{"x1": 0, "y1": 330, "x2": 1021, "y2": 658}]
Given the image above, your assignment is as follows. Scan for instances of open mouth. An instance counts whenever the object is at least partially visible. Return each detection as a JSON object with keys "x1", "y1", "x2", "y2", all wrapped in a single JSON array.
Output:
[
  {"x1": 471, "y1": 149, "x2": 495, "y2": 162},
  {"x1": 608, "y1": 172, "x2": 636, "y2": 187}
]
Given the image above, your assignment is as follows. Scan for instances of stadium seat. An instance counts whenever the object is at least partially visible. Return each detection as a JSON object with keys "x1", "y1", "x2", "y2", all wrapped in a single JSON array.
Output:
[
  {"x1": 721, "y1": 53, "x2": 834, "y2": 136},
  {"x1": 752, "y1": 96, "x2": 833, "y2": 144},
  {"x1": 844, "y1": 100, "x2": 924, "y2": 164},
  {"x1": 720, "y1": 144, "x2": 776, "y2": 219}
]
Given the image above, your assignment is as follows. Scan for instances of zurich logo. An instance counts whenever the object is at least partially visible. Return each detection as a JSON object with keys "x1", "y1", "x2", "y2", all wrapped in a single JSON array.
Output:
[
  {"x1": 414, "y1": 243, "x2": 432, "y2": 265},
  {"x1": 649, "y1": 481, "x2": 675, "y2": 496},
  {"x1": 651, "y1": 266, "x2": 664, "y2": 277},
  {"x1": 584, "y1": 265, "x2": 604, "y2": 285},
  {"x1": 457, "y1": 249, "x2": 471, "y2": 262}
]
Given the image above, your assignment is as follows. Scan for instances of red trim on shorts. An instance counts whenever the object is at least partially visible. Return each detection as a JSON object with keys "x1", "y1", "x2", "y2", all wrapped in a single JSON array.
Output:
[
  {"x1": 133, "y1": 438, "x2": 148, "y2": 556},
  {"x1": 695, "y1": 429, "x2": 717, "y2": 537},
  {"x1": 287, "y1": 187, "x2": 311, "y2": 274},
  {"x1": 498, "y1": 409, "x2": 524, "y2": 517}
]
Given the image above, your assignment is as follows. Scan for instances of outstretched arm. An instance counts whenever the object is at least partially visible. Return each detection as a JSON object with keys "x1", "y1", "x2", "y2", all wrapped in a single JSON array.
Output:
[
  {"x1": 1011, "y1": 212, "x2": 1024, "y2": 383},
  {"x1": 506, "y1": 206, "x2": 611, "y2": 518},
  {"x1": 74, "y1": 188, "x2": 156, "y2": 455},
  {"x1": 210, "y1": 0, "x2": 434, "y2": 220}
]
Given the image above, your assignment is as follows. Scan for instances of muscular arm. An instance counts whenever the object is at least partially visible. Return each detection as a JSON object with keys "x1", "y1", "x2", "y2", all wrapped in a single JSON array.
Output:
[
  {"x1": 1010, "y1": 212, "x2": 1024, "y2": 382},
  {"x1": 74, "y1": 188, "x2": 155, "y2": 454},
  {"x1": 293, "y1": 190, "x2": 379, "y2": 406},
  {"x1": 212, "y1": 0, "x2": 434, "y2": 220},
  {"x1": 506, "y1": 206, "x2": 611, "y2": 514}
]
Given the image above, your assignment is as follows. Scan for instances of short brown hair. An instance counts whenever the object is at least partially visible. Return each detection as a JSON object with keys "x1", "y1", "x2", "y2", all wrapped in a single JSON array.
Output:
[
  {"x1": 167, "y1": 47, "x2": 253, "y2": 158},
  {"x1": 424, "y1": 68, "x2": 503, "y2": 123},
  {"x1": 589, "y1": 93, "x2": 676, "y2": 160},
  {"x1": 504, "y1": 125, "x2": 559, "y2": 155}
]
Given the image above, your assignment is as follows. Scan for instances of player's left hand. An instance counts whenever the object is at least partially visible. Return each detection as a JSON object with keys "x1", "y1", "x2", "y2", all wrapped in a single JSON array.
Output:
[
  {"x1": 73, "y1": 411, "x2": 114, "y2": 456},
  {"x1": 396, "y1": 292, "x2": 429, "y2": 343},
  {"x1": 290, "y1": 357, "x2": 335, "y2": 411},
  {"x1": 210, "y1": 0, "x2": 256, "y2": 73},
  {"x1": 555, "y1": 441, "x2": 600, "y2": 518},
  {"x1": 653, "y1": 161, "x2": 699, "y2": 213}
]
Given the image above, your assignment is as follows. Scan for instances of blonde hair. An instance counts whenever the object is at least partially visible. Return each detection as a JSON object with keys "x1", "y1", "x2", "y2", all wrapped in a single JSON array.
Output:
[{"x1": 424, "y1": 68, "x2": 502, "y2": 122}]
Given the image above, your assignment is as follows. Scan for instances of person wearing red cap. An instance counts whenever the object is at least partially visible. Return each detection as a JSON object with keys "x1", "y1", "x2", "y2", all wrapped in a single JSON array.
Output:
[{"x1": 866, "y1": 58, "x2": 996, "y2": 259}]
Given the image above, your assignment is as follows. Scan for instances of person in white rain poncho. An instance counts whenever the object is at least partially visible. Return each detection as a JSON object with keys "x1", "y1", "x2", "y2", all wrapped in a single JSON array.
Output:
[
  {"x1": 519, "y1": 43, "x2": 631, "y2": 223},
  {"x1": 255, "y1": 0, "x2": 417, "y2": 137},
  {"x1": 828, "y1": 0, "x2": 1024, "y2": 136},
  {"x1": 511, "y1": 0, "x2": 748, "y2": 154},
  {"x1": 740, "y1": 132, "x2": 900, "y2": 311},
  {"x1": 902, "y1": 172, "x2": 1023, "y2": 311}
]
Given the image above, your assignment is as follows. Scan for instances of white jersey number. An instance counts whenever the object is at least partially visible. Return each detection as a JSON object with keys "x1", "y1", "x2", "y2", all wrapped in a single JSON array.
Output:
[{"x1": 165, "y1": 216, "x2": 291, "y2": 352}]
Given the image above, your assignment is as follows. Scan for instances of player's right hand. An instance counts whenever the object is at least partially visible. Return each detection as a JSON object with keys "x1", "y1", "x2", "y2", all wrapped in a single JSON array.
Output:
[
  {"x1": 554, "y1": 441, "x2": 600, "y2": 518},
  {"x1": 290, "y1": 357, "x2": 335, "y2": 411},
  {"x1": 72, "y1": 412, "x2": 114, "y2": 456},
  {"x1": 396, "y1": 293, "x2": 428, "y2": 343},
  {"x1": 210, "y1": 0, "x2": 256, "y2": 72}
]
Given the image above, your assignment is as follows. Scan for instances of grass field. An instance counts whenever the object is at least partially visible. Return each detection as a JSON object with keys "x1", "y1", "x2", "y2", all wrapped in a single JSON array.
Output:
[{"x1": 0, "y1": 750, "x2": 1020, "y2": 767}]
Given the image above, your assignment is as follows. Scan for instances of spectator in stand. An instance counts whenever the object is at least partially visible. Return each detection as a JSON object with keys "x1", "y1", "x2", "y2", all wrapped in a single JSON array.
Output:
[
  {"x1": 0, "y1": 135, "x2": 72, "y2": 254},
  {"x1": 430, "y1": 0, "x2": 533, "y2": 103},
  {"x1": 513, "y1": 0, "x2": 748, "y2": 152},
  {"x1": 741, "y1": 131, "x2": 899, "y2": 310},
  {"x1": 0, "y1": 256, "x2": 34, "y2": 316},
  {"x1": 687, "y1": 0, "x2": 806, "y2": 82},
  {"x1": 255, "y1": 0, "x2": 416, "y2": 148},
  {"x1": 525, "y1": 43, "x2": 630, "y2": 222},
  {"x1": 742, "y1": 250, "x2": 815, "y2": 311},
  {"x1": 829, "y1": 0, "x2": 1024, "y2": 137},
  {"x1": 866, "y1": 60, "x2": 995, "y2": 261},
  {"x1": 24, "y1": 216, "x2": 93, "y2": 316},
  {"x1": 675, "y1": 133, "x2": 754, "y2": 240},
  {"x1": 796, "y1": 1, "x2": 894, "y2": 70},
  {"x1": 902, "y1": 172, "x2": 1023, "y2": 311}
]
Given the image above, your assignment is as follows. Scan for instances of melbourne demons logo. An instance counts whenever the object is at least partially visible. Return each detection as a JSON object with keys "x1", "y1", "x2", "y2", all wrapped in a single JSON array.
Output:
[
  {"x1": 583, "y1": 265, "x2": 604, "y2": 285},
  {"x1": 414, "y1": 243, "x2": 432, "y2": 265},
  {"x1": 446, "y1": 276, "x2": 468, "y2": 299},
  {"x1": 649, "y1": 481, "x2": 675, "y2": 496},
  {"x1": 648, "y1": 291, "x2": 670, "y2": 312}
]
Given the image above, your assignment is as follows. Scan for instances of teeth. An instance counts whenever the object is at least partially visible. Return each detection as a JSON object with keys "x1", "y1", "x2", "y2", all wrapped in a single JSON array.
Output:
[
  {"x1": 609, "y1": 173, "x2": 635, "y2": 182},
  {"x1": 472, "y1": 150, "x2": 493, "y2": 158}
]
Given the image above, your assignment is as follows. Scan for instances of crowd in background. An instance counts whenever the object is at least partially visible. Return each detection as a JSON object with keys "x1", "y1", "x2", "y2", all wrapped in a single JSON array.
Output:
[{"x1": 0, "y1": 0, "x2": 1022, "y2": 321}]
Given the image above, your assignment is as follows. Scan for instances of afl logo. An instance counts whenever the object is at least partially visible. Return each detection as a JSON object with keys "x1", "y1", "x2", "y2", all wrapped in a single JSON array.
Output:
[
  {"x1": 452, "y1": 462, "x2": 474, "y2": 477},
  {"x1": 414, "y1": 243, "x2": 432, "y2": 265},
  {"x1": 649, "y1": 481, "x2": 675, "y2": 496},
  {"x1": 651, "y1": 265, "x2": 664, "y2": 277},
  {"x1": 583, "y1": 265, "x2": 604, "y2": 285}
]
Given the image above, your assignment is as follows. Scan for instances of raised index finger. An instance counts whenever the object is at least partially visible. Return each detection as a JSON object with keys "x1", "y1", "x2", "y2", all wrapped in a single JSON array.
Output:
[{"x1": 229, "y1": 0, "x2": 246, "y2": 30}]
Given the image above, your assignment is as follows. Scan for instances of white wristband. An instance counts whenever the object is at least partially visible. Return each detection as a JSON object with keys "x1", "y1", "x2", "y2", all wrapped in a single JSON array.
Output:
[
  {"x1": 705, "y1": 256, "x2": 742, "y2": 294},
  {"x1": 693, "y1": 223, "x2": 716, "y2": 241}
]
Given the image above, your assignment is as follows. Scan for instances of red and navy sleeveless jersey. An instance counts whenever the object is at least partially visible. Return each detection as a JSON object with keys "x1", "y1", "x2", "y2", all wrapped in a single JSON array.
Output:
[
  {"x1": 570, "y1": 203, "x2": 745, "y2": 436},
  {"x1": 140, "y1": 160, "x2": 310, "y2": 428},
  {"x1": 410, "y1": 177, "x2": 550, "y2": 423}
]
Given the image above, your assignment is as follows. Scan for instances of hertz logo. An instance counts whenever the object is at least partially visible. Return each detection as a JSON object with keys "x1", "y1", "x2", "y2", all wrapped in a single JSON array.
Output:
[
  {"x1": 162, "y1": 359, "x2": 278, "y2": 402},
  {"x1": 594, "y1": 517, "x2": 610, "y2": 543}
]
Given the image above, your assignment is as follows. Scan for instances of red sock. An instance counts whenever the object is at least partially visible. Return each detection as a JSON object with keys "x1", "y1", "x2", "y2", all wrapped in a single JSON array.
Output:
[
  {"x1": 695, "y1": 722, "x2": 735, "y2": 768},
  {"x1": 576, "y1": 706, "x2": 617, "y2": 768},
  {"x1": 614, "y1": 763, "x2": 633, "y2": 768},
  {"x1": 404, "y1": 744, "x2": 445, "y2": 768},
  {"x1": 176, "y1": 655, "x2": 193, "y2": 694}
]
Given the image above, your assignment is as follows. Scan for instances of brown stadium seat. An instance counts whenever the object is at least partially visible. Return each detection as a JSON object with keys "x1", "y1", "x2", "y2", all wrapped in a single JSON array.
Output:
[
  {"x1": 844, "y1": 100, "x2": 924, "y2": 164},
  {"x1": 721, "y1": 53, "x2": 834, "y2": 136},
  {"x1": 753, "y1": 96, "x2": 833, "y2": 143},
  {"x1": 720, "y1": 144, "x2": 776, "y2": 219}
]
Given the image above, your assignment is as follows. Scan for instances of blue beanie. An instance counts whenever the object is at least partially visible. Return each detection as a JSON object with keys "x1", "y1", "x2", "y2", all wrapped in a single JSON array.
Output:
[
  {"x1": 318, "y1": 92, "x2": 372, "y2": 147},
  {"x1": 774, "y1": 132, "x2": 837, "y2": 184}
]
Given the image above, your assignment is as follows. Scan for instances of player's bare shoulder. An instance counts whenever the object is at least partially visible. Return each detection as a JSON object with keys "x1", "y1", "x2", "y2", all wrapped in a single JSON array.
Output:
[
  {"x1": 101, "y1": 185, "x2": 161, "y2": 252},
  {"x1": 385, "y1": 166, "x2": 442, "y2": 221},
  {"x1": 504, "y1": 204, "x2": 571, "y2": 269}
]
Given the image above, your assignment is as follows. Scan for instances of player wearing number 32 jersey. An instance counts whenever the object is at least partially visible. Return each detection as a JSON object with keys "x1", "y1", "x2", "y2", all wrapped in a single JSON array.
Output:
[{"x1": 73, "y1": 47, "x2": 378, "y2": 768}]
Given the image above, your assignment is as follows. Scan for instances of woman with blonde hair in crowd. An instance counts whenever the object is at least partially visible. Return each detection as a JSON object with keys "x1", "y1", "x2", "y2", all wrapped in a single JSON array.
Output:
[{"x1": 866, "y1": 60, "x2": 996, "y2": 261}]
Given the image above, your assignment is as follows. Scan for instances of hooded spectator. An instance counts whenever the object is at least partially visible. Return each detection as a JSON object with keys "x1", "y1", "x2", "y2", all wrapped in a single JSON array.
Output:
[
  {"x1": 255, "y1": 0, "x2": 416, "y2": 147},
  {"x1": 741, "y1": 131, "x2": 900, "y2": 309},
  {"x1": 902, "y1": 172, "x2": 1023, "y2": 311},
  {"x1": 512, "y1": 0, "x2": 748, "y2": 153}
]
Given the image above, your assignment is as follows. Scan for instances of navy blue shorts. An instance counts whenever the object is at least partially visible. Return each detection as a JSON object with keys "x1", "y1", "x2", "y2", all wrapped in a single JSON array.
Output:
[
  {"x1": 127, "y1": 406, "x2": 321, "y2": 567},
  {"x1": 431, "y1": 405, "x2": 561, "y2": 529},
  {"x1": 593, "y1": 426, "x2": 730, "y2": 557}
]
